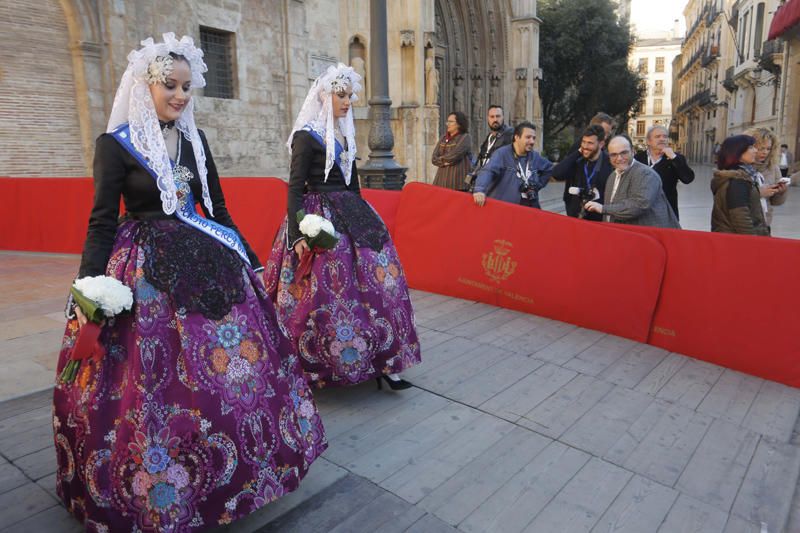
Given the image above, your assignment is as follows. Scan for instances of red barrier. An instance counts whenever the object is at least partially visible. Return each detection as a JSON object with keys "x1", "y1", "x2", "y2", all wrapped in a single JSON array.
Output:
[
  {"x1": 361, "y1": 189, "x2": 401, "y2": 238},
  {"x1": 615, "y1": 225, "x2": 800, "y2": 387},
  {"x1": 0, "y1": 178, "x2": 94, "y2": 253},
  {"x1": 392, "y1": 183, "x2": 666, "y2": 342},
  {"x1": 0, "y1": 177, "x2": 288, "y2": 261},
  {"x1": 215, "y1": 177, "x2": 288, "y2": 260}
]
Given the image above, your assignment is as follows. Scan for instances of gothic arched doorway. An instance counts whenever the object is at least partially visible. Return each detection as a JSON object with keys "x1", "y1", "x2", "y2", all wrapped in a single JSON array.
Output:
[{"x1": 434, "y1": 0, "x2": 509, "y2": 149}]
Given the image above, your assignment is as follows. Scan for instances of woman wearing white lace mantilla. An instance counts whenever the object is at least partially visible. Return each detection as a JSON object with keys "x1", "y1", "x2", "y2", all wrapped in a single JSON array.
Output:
[
  {"x1": 265, "y1": 63, "x2": 421, "y2": 390},
  {"x1": 53, "y1": 34, "x2": 326, "y2": 532}
]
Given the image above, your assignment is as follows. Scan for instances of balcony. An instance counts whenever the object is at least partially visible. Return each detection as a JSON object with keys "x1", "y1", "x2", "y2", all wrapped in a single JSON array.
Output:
[
  {"x1": 653, "y1": 86, "x2": 665, "y2": 96},
  {"x1": 758, "y1": 40, "x2": 784, "y2": 76},
  {"x1": 722, "y1": 66, "x2": 737, "y2": 93},
  {"x1": 702, "y1": 45, "x2": 720, "y2": 67},
  {"x1": 678, "y1": 47, "x2": 705, "y2": 78},
  {"x1": 676, "y1": 89, "x2": 711, "y2": 114}
]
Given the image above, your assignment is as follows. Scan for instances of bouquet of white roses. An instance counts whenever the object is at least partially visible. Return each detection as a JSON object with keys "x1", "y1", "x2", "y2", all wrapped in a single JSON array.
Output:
[
  {"x1": 297, "y1": 211, "x2": 338, "y2": 250},
  {"x1": 295, "y1": 210, "x2": 339, "y2": 279},
  {"x1": 60, "y1": 276, "x2": 133, "y2": 384}
]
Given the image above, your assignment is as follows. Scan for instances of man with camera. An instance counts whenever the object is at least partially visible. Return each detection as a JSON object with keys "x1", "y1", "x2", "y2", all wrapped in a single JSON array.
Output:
[
  {"x1": 473, "y1": 122, "x2": 553, "y2": 208},
  {"x1": 552, "y1": 124, "x2": 613, "y2": 221},
  {"x1": 584, "y1": 135, "x2": 680, "y2": 228},
  {"x1": 465, "y1": 105, "x2": 514, "y2": 191}
]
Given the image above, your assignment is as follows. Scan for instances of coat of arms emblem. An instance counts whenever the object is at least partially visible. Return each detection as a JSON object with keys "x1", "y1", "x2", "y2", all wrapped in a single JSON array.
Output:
[{"x1": 481, "y1": 239, "x2": 517, "y2": 283}]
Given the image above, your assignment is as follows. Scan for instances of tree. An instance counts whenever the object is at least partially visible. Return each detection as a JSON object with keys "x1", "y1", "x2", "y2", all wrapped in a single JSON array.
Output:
[{"x1": 538, "y1": 0, "x2": 643, "y2": 151}]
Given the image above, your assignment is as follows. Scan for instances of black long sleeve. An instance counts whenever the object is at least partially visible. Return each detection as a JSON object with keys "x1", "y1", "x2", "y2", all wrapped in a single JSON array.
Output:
[
  {"x1": 287, "y1": 131, "x2": 314, "y2": 247},
  {"x1": 670, "y1": 154, "x2": 695, "y2": 184},
  {"x1": 197, "y1": 131, "x2": 261, "y2": 269},
  {"x1": 78, "y1": 134, "x2": 126, "y2": 278}
]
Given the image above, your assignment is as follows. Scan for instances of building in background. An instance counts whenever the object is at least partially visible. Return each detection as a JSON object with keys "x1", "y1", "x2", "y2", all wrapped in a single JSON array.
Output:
[
  {"x1": 672, "y1": 0, "x2": 796, "y2": 164},
  {"x1": 769, "y1": 0, "x2": 800, "y2": 169},
  {"x1": 0, "y1": 0, "x2": 542, "y2": 184},
  {"x1": 673, "y1": 0, "x2": 733, "y2": 164},
  {"x1": 627, "y1": 35, "x2": 682, "y2": 150}
]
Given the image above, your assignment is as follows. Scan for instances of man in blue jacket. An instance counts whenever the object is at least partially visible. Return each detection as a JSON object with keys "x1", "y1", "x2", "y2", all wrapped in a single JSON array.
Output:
[{"x1": 473, "y1": 121, "x2": 553, "y2": 208}]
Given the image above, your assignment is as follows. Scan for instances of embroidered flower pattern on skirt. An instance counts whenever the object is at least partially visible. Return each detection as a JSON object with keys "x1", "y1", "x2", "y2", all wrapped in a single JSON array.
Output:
[
  {"x1": 53, "y1": 219, "x2": 327, "y2": 532},
  {"x1": 265, "y1": 192, "x2": 421, "y2": 387}
]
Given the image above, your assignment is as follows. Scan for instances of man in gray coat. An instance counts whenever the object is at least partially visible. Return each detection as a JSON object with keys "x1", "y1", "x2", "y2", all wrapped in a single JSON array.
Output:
[{"x1": 585, "y1": 135, "x2": 680, "y2": 229}]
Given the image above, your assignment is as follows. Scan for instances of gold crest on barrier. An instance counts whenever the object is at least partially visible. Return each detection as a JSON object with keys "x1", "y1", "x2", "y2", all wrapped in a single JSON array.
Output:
[{"x1": 481, "y1": 239, "x2": 517, "y2": 283}]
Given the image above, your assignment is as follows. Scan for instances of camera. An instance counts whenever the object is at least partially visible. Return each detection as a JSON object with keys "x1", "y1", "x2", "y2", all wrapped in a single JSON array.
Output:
[
  {"x1": 568, "y1": 186, "x2": 600, "y2": 218},
  {"x1": 519, "y1": 181, "x2": 535, "y2": 198}
]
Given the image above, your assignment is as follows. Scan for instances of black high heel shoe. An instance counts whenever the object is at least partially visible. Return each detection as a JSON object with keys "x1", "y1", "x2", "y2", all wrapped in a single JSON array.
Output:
[{"x1": 376, "y1": 375, "x2": 413, "y2": 391}]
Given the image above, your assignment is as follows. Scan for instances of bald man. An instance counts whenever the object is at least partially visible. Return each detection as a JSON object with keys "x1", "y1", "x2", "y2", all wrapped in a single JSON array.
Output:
[{"x1": 585, "y1": 136, "x2": 680, "y2": 229}]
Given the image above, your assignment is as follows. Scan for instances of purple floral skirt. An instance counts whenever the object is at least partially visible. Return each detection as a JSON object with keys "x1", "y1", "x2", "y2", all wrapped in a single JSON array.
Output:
[
  {"x1": 53, "y1": 220, "x2": 326, "y2": 532},
  {"x1": 264, "y1": 192, "x2": 421, "y2": 388}
]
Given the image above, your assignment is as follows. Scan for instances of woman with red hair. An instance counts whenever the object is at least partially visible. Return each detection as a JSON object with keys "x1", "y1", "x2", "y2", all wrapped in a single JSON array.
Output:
[{"x1": 711, "y1": 135, "x2": 782, "y2": 235}]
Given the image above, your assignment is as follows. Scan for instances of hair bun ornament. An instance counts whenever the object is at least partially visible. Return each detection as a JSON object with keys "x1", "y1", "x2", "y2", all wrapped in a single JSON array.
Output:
[
  {"x1": 125, "y1": 33, "x2": 208, "y2": 89},
  {"x1": 318, "y1": 63, "x2": 363, "y2": 103}
]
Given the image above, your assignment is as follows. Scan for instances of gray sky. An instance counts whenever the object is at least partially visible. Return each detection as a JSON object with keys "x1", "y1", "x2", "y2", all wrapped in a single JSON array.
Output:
[{"x1": 630, "y1": 0, "x2": 688, "y2": 39}]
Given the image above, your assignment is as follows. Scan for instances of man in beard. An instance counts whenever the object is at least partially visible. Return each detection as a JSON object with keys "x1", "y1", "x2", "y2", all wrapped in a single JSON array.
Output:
[
  {"x1": 552, "y1": 124, "x2": 613, "y2": 221},
  {"x1": 465, "y1": 105, "x2": 514, "y2": 191}
]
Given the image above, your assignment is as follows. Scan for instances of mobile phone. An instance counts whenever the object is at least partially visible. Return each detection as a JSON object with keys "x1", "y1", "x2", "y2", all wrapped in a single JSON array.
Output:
[{"x1": 778, "y1": 177, "x2": 791, "y2": 185}]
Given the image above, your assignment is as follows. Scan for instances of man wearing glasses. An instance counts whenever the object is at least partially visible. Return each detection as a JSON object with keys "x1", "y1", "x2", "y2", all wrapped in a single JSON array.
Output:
[{"x1": 584, "y1": 135, "x2": 680, "y2": 229}]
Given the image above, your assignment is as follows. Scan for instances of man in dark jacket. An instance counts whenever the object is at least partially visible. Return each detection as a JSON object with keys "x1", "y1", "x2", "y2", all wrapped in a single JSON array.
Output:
[
  {"x1": 551, "y1": 124, "x2": 613, "y2": 220},
  {"x1": 634, "y1": 125, "x2": 694, "y2": 219},
  {"x1": 465, "y1": 105, "x2": 514, "y2": 191}
]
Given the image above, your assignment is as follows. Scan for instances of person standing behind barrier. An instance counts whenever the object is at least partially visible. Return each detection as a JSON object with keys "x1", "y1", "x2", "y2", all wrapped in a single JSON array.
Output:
[
  {"x1": 432, "y1": 111, "x2": 473, "y2": 191},
  {"x1": 473, "y1": 122, "x2": 553, "y2": 208},
  {"x1": 552, "y1": 124, "x2": 612, "y2": 221},
  {"x1": 744, "y1": 127, "x2": 789, "y2": 228},
  {"x1": 710, "y1": 135, "x2": 777, "y2": 236},
  {"x1": 779, "y1": 144, "x2": 793, "y2": 178},
  {"x1": 634, "y1": 125, "x2": 694, "y2": 219},
  {"x1": 465, "y1": 105, "x2": 514, "y2": 191},
  {"x1": 584, "y1": 135, "x2": 680, "y2": 228}
]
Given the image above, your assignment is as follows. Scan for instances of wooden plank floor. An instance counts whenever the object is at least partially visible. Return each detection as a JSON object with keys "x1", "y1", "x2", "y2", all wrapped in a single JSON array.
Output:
[{"x1": 1, "y1": 252, "x2": 799, "y2": 532}]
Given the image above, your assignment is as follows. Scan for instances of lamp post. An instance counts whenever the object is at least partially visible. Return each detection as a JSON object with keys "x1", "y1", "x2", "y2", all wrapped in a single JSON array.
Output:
[{"x1": 359, "y1": 0, "x2": 407, "y2": 190}]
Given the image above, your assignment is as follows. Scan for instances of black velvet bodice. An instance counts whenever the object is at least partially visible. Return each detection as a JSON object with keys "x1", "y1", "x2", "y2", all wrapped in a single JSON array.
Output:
[{"x1": 78, "y1": 130, "x2": 260, "y2": 277}]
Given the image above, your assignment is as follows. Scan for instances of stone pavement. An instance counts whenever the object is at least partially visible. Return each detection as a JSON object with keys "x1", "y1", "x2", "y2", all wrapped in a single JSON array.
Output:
[{"x1": 1, "y1": 252, "x2": 800, "y2": 532}]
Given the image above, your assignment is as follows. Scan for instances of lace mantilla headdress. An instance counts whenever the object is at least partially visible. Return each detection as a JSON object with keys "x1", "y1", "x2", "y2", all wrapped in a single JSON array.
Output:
[
  {"x1": 287, "y1": 63, "x2": 363, "y2": 185},
  {"x1": 106, "y1": 33, "x2": 213, "y2": 216}
]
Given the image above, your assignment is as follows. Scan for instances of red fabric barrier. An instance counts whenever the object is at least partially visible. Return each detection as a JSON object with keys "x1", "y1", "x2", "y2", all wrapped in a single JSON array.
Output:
[
  {"x1": 392, "y1": 183, "x2": 666, "y2": 342},
  {"x1": 214, "y1": 177, "x2": 288, "y2": 260},
  {"x1": 0, "y1": 177, "x2": 94, "y2": 253},
  {"x1": 361, "y1": 188, "x2": 401, "y2": 238},
  {"x1": 615, "y1": 225, "x2": 800, "y2": 387},
  {"x1": 0, "y1": 177, "x2": 288, "y2": 262}
]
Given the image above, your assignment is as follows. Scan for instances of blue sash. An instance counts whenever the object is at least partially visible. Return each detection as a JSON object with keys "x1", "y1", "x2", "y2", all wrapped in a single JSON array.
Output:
[
  {"x1": 110, "y1": 124, "x2": 250, "y2": 265},
  {"x1": 302, "y1": 125, "x2": 346, "y2": 176}
]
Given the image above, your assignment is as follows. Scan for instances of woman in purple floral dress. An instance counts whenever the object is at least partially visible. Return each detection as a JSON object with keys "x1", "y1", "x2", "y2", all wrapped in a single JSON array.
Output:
[
  {"x1": 264, "y1": 63, "x2": 421, "y2": 390},
  {"x1": 53, "y1": 34, "x2": 326, "y2": 532}
]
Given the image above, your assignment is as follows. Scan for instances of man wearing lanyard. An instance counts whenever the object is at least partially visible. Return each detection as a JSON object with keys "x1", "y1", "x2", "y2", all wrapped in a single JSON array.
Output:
[
  {"x1": 473, "y1": 122, "x2": 553, "y2": 208},
  {"x1": 552, "y1": 124, "x2": 613, "y2": 221},
  {"x1": 634, "y1": 125, "x2": 694, "y2": 219},
  {"x1": 465, "y1": 105, "x2": 515, "y2": 191}
]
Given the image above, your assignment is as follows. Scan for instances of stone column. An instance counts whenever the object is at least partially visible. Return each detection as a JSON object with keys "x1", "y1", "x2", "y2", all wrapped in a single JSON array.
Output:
[{"x1": 359, "y1": 0, "x2": 407, "y2": 190}]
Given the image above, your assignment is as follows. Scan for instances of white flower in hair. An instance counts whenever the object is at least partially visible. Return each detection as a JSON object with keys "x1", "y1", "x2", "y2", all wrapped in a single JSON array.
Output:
[{"x1": 145, "y1": 55, "x2": 174, "y2": 85}]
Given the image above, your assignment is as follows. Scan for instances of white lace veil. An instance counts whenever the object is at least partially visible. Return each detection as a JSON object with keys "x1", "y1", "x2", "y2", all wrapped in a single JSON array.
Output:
[
  {"x1": 106, "y1": 33, "x2": 213, "y2": 216},
  {"x1": 286, "y1": 63, "x2": 363, "y2": 185}
]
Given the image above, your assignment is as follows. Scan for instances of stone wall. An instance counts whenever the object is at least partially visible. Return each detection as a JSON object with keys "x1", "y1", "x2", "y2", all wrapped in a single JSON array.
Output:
[{"x1": 0, "y1": 0, "x2": 86, "y2": 176}]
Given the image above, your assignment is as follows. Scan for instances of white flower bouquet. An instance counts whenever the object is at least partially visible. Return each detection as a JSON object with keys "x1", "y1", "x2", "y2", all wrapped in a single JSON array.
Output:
[
  {"x1": 60, "y1": 276, "x2": 133, "y2": 383},
  {"x1": 297, "y1": 211, "x2": 338, "y2": 250},
  {"x1": 295, "y1": 210, "x2": 339, "y2": 280}
]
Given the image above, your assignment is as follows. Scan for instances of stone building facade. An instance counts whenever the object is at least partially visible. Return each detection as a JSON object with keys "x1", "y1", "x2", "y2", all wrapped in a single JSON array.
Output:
[
  {"x1": 0, "y1": 0, "x2": 542, "y2": 183},
  {"x1": 673, "y1": 0, "x2": 794, "y2": 164},
  {"x1": 627, "y1": 37, "x2": 682, "y2": 150}
]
